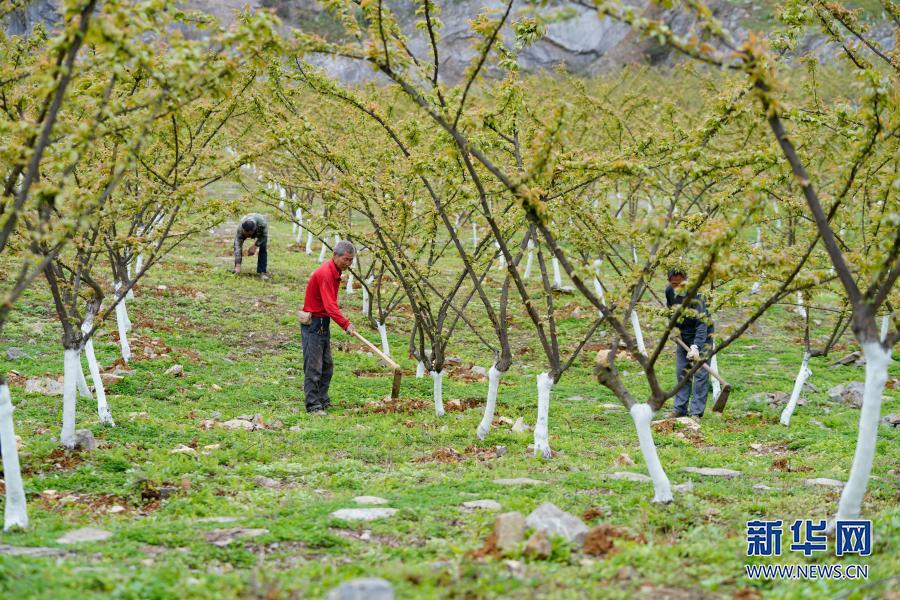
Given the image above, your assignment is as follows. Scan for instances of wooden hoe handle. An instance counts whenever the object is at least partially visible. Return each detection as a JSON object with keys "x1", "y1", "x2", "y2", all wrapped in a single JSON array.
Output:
[{"x1": 352, "y1": 330, "x2": 401, "y2": 371}]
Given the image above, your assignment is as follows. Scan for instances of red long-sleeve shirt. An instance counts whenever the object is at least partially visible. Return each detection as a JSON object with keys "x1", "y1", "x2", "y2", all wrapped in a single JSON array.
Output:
[{"x1": 302, "y1": 259, "x2": 350, "y2": 331}]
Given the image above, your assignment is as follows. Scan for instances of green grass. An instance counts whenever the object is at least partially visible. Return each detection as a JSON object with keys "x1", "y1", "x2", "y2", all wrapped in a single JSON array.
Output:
[{"x1": 0, "y1": 215, "x2": 897, "y2": 599}]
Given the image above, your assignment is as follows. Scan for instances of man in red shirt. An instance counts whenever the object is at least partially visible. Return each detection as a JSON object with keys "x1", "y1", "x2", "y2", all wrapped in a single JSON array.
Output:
[{"x1": 301, "y1": 240, "x2": 356, "y2": 414}]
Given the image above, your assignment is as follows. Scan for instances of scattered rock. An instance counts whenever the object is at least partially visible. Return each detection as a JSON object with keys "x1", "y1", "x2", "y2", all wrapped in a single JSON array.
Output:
[
  {"x1": 493, "y1": 477, "x2": 546, "y2": 486},
  {"x1": 0, "y1": 545, "x2": 70, "y2": 557},
  {"x1": 24, "y1": 376, "x2": 64, "y2": 396},
  {"x1": 170, "y1": 444, "x2": 197, "y2": 455},
  {"x1": 57, "y1": 527, "x2": 112, "y2": 544},
  {"x1": 495, "y1": 445, "x2": 508, "y2": 458},
  {"x1": 220, "y1": 418, "x2": 254, "y2": 430},
  {"x1": 107, "y1": 505, "x2": 126, "y2": 514},
  {"x1": 497, "y1": 416, "x2": 515, "y2": 426},
  {"x1": 165, "y1": 364, "x2": 184, "y2": 377},
  {"x1": 747, "y1": 391, "x2": 792, "y2": 406},
  {"x1": 73, "y1": 429, "x2": 98, "y2": 451},
  {"x1": 608, "y1": 472, "x2": 651, "y2": 482},
  {"x1": 525, "y1": 502, "x2": 589, "y2": 545},
  {"x1": 827, "y1": 382, "x2": 868, "y2": 408},
  {"x1": 470, "y1": 365, "x2": 488, "y2": 378},
  {"x1": 524, "y1": 530, "x2": 552, "y2": 559},
  {"x1": 461, "y1": 499, "x2": 501, "y2": 511},
  {"x1": 682, "y1": 467, "x2": 741, "y2": 479},
  {"x1": 566, "y1": 395, "x2": 595, "y2": 402},
  {"x1": 211, "y1": 384, "x2": 223, "y2": 391},
  {"x1": 327, "y1": 578, "x2": 394, "y2": 600},
  {"x1": 511, "y1": 417, "x2": 530, "y2": 433},
  {"x1": 830, "y1": 351, "x2": 862, "y2": 366},
  {"x1": 753, "y1": 484, "x2": 774, "y2": 492},
  {"x1": 289, "y1": 425, "x2": 302, "y2": 432},
  {"x1": 330, "y1": 508, "x2": 398, "y2": 522},
  {"x1": 6, "y1": 347, "x2": 28, "y2": 360},
  {"x1": 673, "y1": 481, "x2": 694, "y2": 493},
  {"x1": 194, "y1": 516, "x2": 239, "y2": 524},
  {"x1": 613, "y1": 453, "x2": 635, "y2": 467},
  {"x1": 882, "y1": 413, "x2": 900, "y2": 427},
  {"x1": 494, "y1": 512, "x2": 526, "y2": 553},
  {"x1": 254, "y1": 476, "x2": 281, "y2": 489},
  {"x1": 805, "y1": 478, "x2": 844, "y2": 488},
  {"x1": 600, "y1": 403, "x2": 623, "y2": 410},
  {"x1": 354, "y1": 496, "x2": 389, "y2": 505},
  {"x1": 205, "y1": 527, "x2": 268, "y2": 547},
  {"x1": 616, "y1": 565, "x2": 638, "y2": 581}
]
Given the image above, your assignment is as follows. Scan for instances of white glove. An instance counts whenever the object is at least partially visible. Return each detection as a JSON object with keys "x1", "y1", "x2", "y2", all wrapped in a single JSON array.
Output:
[{"x1": 687, "y1": 344, "x2": 700, "y2": 360}]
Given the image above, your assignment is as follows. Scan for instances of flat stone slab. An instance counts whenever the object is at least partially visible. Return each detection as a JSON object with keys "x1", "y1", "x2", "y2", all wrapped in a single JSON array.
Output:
[
  {"x1": 608, "y1": 472, "x2": 652, "y2": 482},
  {"x1": 327, "y1": 577, "x2": 394, "y2": 600},
  {"x1": 805, "y1": 478, "x2": 844, "y2": 488},
  {"x1": 330, "y1": 508, "x2": 398, "y2": 522},
  {"x1": 194, "y1": 516, "x2": 240, "y2": 523},
  {"x1": 753, "y1": 484, "x2": 775, "y2": 492},
  {"x1": 0, "y1": 544, "x2": 70, "y2": 557},
  {"x1": 682, "y1": 467, "x2": 741, "y2": 479},
  {"x1": 493, "y1": 478, "x2": 546, "y2": 486},
  {"x1": 205, "y1": 527, "x2": 269, "y2": 547},
  {"x1": 461, "y1": 499, "x2": 501, "y2": 511},
  {"x1": 673, "y1": 481, "x2": 694, "y2": 493},
  {"x1": 57, "y1": 527, "x2": 112, "y2": 544},
  {"x1": 525, "y1": 502, "x2": 589, "y2": 545},
  {"x1": 354, "y1": 496, "x2": 389, "y2": 505}
]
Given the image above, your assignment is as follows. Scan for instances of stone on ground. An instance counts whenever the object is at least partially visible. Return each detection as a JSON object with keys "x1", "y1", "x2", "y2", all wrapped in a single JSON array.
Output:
[
  {"x1": 354, "y1": 496, "x2": 389, "y2": 505},
  {"x1": 461, "y1": 499, "x2": 501, "y2": 511},
  {"x1": 165, "y1": 364, "x2": 184, "y2": 377},
  {"x1": 493, "y1": 477, "x2": 546, "y2": 486},
  {"x1": 608, "y1": 472, "x2": 651, "y2": 482},
  {"x1": 805, "y1": 478, "x2": 844, "y2": 488},
  {"x1": 883, "y1": 413, "x2": 900, "y2": 427},
  {"x1": 73, "y1": 429, "x2": 98, "y2": 451},
  {"x1": 254, "y1": 476, "x2": 281, "y2": 489},
  {"x1": 57, "y1": 527, "x2": 112, "y2": 544},
  {"x1": 205, "y1": 527, "x2": 269, "y2": 547},
  {"x1": 327, "y1": 578, "x2": 394, "y2": 600},
  {"x1": 6, "y1": 347, "x2": 28, "y2": 360},
  {"x1": 494, "y1": 512, "x2": 526, "y2": 553},
  {"x1": 752, "y1": 484, "x2": 775, "y2": 492},
  {"x1": 682, "y1": 467, "x2": 741, "y2": 479},
  {"x1": 25, "y1": 376, "x2": 64, "y2": 396},
  {"x1": 827, "y1": 382, "x2": 867, "y2": 408},
  {"x1": 469, "y1": 365, "x2": 488, "y2": 377},
  {"x1": 673, "y1": 481, "x2": 694, "y2": 493},
  {"x1": 526, "y1": 503, "x2": 589, "y2": 545},
  {"x1": 511, "y1": 417, "x2": 530, "y2": 433},
  {"x1": 524, "y1": 530, "x2": 552, "y2": 559},
  {"x1": 0, "y1": 545, "x2": 69, "y2": 557},
  {"x1": 330, "y1": 508, "x2": 398, "y2": 522}
]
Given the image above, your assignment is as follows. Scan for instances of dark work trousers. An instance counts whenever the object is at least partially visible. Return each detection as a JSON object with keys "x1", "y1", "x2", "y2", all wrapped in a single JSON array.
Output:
[
  {"x1": 673, "y1": 336, "x2": 711, "y2": 417},
  {"x1": 301, "y1": 316, "x2": 333, "y2": 411},
  {"x1": 256, "y1": 243, "x2": 268, "y2": 274}
]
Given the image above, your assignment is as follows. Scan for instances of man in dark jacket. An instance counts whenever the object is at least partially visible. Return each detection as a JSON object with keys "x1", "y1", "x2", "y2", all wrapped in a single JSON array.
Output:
[
  {"x1": 665, "y1": 268, "x2": 715, "y2": 418},
  {"x1": 234, "y1": 213, "x2": 268, "y2": 278},
  {"x1": 300, "y1": 240, "x2": 357, "y2": 415}
]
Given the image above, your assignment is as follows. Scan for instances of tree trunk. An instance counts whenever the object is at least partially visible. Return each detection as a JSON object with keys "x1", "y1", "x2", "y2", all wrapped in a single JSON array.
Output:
[
  {"x1": 415, "y1": 361, "x2": 426, "y2": 378},
  {"x1": 630, "y1": 310, "x2": 647, "y2": 356},
  {"x1": 76, "y1": 352, "x2": 92, "y2": 399},
  {"x1": 551, "y1": 258, "x2": 562, "y2": 289},
  {"x1": 476, "y1": 364, "x2": 503, "y2": 440},
  {"x1": 305, "y1": 230, "x2": 314, "y2": 255},
  {"x1": 780, "y1": 351, "x2": 811, "y2": 426},
  {"x1": 835, "y1": 341, "x2": 891, "y2": 520},
  {"x1": 115, "y1": 294, "x2": 132, "y2": 363},
  {"x1": 0, "y1": 383, "x2": 28, "y2": 530},
  {"x1": 630, "y1": 403, "x2": 673, "y2": 503},
  {"x1": 377, "y1": 322, "x2": 391, "y2": 358},
  {"x1": 523, "y1": 241, "x2": 534, "y2": 279},
  {"x1": 60, "y1": 348, "x2": 80, "y2": 448},
  {"x1": 431, "y1": 369, "x2": 445, "y2": 417},
  {"x1": 533, "y1": 372, "x2": 554, "y2": 458},
  {"x1": 85, "y1": 338, "x2": 114, "y2": 426}
]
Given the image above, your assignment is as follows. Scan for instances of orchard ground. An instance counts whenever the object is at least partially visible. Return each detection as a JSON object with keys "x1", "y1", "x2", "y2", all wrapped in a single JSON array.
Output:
[{"x1": 0, "y1": 207, "x2": 897, "y2": 599}]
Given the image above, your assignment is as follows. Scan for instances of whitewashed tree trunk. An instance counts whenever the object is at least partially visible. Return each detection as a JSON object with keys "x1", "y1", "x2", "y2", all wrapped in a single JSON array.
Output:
[
  {"x1": 305, "y1": 230, "x2": 314, "y2": 255},
  {"x1": 780, "y1": 352, "x2": 811, "y2": 427},
  {"x1": 630, "y1": 403, "x2": 673, "y2": 503},
  {"x1": 60, "y1": 348, "x2": 80, "y2": 448},
  {"x1": 135, "y1": 253, "x2": 144, "y2": 275},
  {"x1": 881, "y1": 314, "x2": 890, "y2": 342},
  {"x1": 361, "y1": 279, "x2": 372, "y2": 315},
  {"x1": 471, "y1": 222, "x2": 477, "y2": 251},
  {"x1": 524, "y1": 241, "x2": 535, "y2": 279},
  {"x1": 431, "y1": 370, "x2": 445, "y2": 417},
  {"x1": 346, "y1": 257, "x2": 357, "y2": 294},
  {"x1": 318, "y1": 238, "x2": 327, "y2": 262},
  {"x1": 709, "y1": 352, "x2": 721, "y2": 401},
  {"x1": 795, "y1": 291, "x2": 807, "y2": 318},
  {"x1": 81, "y1": 314, "x2": 113, "y2": 426},
  {"x1": 333, "y1": 233, "x2": 339, "y2": 247},
  {"x1": 751, "y1": 228, "x2": 762, "y2": 294},
  {"x1": 533, "y1": 373, "x2": 554, "y2": 458},
  {"x1": 415, "y1": 361, "x2": 426, "y2": 378},
  {"x1": 0, "y1": 383, "x2": 28, "y2": 530},
  {"x1": 126, "y1": 263, "x2": 134, "y2": 300},
  {"x1": 630, "y1": 310, "x2": 647, "y2": 356},
  {"x1": 476, "y1": 365, "x2": 502, "y2": 440},
  {"x1": 377, "y1": 322, "x2": 390, "y2": 358},
  {"x1": 552, "y1": 258, "x2": 562, "y2": 289},
  {"x1": 114, "y1": 291, "x2": 131, "y2": 363},
  {"x1": 835, "y1": 341, "x2": 891, "y2": 521},
  {"x1": 76, "y1": 353, "x2": 92, "y2": 399}
]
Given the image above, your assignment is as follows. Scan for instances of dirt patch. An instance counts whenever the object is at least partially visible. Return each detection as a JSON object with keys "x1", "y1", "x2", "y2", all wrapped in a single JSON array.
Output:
[
  {"x1": 330, "y1": 529, "x2": 403, "y2": 547},
  {"x1": 651, "y1": 418, "x2": 704, "y2": 446},
  {"x1": 34, "y1": 490, "x2": 151, "y2": 516},
  {"x1": 414, "y1": 445, "x2": 500, "y2": 464},
  {"x1": 582, "y1": 506, "x2": 609, "y2": 521},
  {"x1": 770, "y1": 458, "x2": 812, "y2": 473},
  {"x1": 146, "y1": 285, "x2": 207, "y2": 300},
  {"x1": 5, "y1": 371, "x2": 26, "y2": 387},
  {"x1": 362, "y1": 397, "x2": 429, "y2": 414},
  {"x1": 469, "y1": 530, "x2": 500, "y2": 559},
  {"x1": 444, "y1": 397, "x2": 482, "y2": 412},
  {"x1": 582, "y1": 524, "x2": 644, "y2": 557},
  {"x1": 107, "y1": 333, "x2": 173, "y2": 362},
  {"x1": 42, "y1": 448, "x2": 86, "y2": 471}
]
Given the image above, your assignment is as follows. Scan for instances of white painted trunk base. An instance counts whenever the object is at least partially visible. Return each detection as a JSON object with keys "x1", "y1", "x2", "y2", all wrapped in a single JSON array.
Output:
[
  {"x1": 476, "y1": 365, "x2": 502, "y2": 440},
  {"x1": 318, "y1": 239, "x2": 327, "y2": 262},
  {"x1": 630, "y1": 404, "x2": 673, "y2": 503},
  {"x1": 76, "y1": 352, "x2": 92, "y2": 399},
  {"x1": 416, "y1": 361, "x2": 426, "y2": 378},
  {"x1": 552, "y1": 258, "x2": 562, "y2": 289},
  {"x1": 60, "y1": 349, "x2": 80, "y2": 448},
  {"x1": 533, "y1": 373, "x2": 553, "y2": 458},
  {"x1": 377, "y1": 323, "x2": 390, "y2": 358},
  {"x1": 524, "y1": 250, "x2": 534, "y2": 279},
  {"x1": 710, "y1": 353, "x2": 721, "y2": 401},
  {"x1": 135, "y1": 253, "x2": 144, "y2": 275},
  {"x1": 630, "y1": 310, "x2": 647, "y2": 356},
  {"x1": 780, "y1": 352, "x2": 811, "y2": 427},
  {"x1": 305, "y1": 231, "x2": 314, "y2": 255},
  {"x1": 881, "y1": 314, "x2": 890, "y2": 342},
  {"x1": 471, "y1": 222, "x2": 477, "y2": 251},
  {"x1": 0, "y1": 384, "x2": 28, "y2": 530},
  {"x1": 126, "y1": 264, "x2": 134, "y2": 300},
  {"x1": 835, "y1": 342, "x2": 891, "y2": 521},
  {"x1": 796, "y1": 291, "x2": 807, "y2": 319},
  {"x1": 115, "y1": 298, "x2": 131, "y2": 363},
  {"x1": 431, "y1": 370, "x2": 445, "y2": 417},
  {"x1": 85, "y1": 339, "x2": 114, "y2": 426}
]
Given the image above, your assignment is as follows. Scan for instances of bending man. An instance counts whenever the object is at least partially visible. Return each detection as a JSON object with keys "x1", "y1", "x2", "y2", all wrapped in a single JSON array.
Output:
[
  {"x1": 300, "y1": 240, "x2": 356, "y2": 415},
  {"x1": 234, "y1": 213, "x2": 268, "y2": 278}
]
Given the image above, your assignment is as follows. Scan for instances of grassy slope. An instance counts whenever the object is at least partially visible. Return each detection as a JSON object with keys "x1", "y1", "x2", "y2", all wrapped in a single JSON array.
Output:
[{"x1": 0, "y1": 212, "x2": 897, "y2": 599}]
